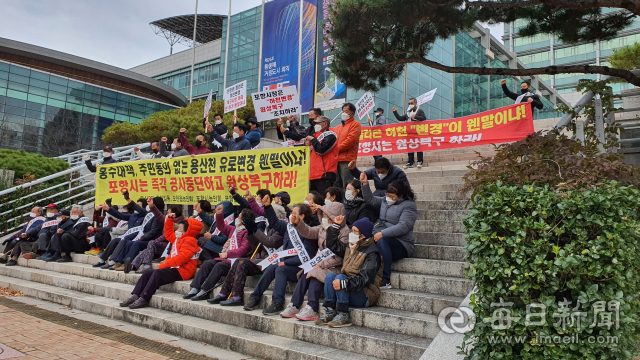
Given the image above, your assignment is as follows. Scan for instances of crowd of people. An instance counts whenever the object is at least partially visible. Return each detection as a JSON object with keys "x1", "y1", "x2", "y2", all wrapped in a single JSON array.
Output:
[{"x1": 2, "y1": 102, "x2": 422, "y2": 328}]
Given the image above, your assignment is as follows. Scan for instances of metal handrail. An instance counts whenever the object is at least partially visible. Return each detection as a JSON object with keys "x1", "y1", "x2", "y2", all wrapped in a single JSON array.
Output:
[
  {"x1": 56, "y1": 142, "x2": 151, "y2": 160},
  {"x1": 0, "y1": 173, "x2": 94, "y2": 208},
  {"x1": 0, "y1": 180, "x2": 95, "y2": 217}
]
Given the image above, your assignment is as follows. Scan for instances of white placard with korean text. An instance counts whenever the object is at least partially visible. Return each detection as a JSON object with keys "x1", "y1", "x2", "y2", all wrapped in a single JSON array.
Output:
[
  {"x1": 224, "y1": 80, "x2": 247, "y2": 114},
  {"x1": 251, "y1": 86, "x2": 301, "y2": 122},
  {"x1": 356, "y1": 91, "x2": 375, "y2": 120},
  {"x1": 416, "y1": 88, "x2": 437, "y2": 106}
]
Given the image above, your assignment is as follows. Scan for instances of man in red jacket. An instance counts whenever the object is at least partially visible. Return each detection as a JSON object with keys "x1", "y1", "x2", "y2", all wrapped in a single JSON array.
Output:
[
  {"x1": 119, "y1": 217, "x2": 202, "y2": 309},
  {"x1": 179, "y1": 128, "x2": 211, "y2": 155},
  {"x1": 332, "y1": 103, "x2": 362, "y2": 188},
  {"x1": 305, "y1": 115, "x2": 339, "y2": 195}
]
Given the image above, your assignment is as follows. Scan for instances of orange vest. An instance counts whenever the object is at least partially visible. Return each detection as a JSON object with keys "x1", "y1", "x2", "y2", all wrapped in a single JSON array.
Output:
[{"x1": 310, "y1": 130, "x2": 339, "y2": 181}]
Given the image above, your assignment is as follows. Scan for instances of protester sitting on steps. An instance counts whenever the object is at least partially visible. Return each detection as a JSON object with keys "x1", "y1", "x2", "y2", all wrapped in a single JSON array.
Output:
[
  {"x1": 27, "y1": 203, "x2": 59, "y2": 259},
  {"x1": 272, "y1": 191, "x2": 291, "y2": 217},
  {"x1": 204, "y1": 113, "x2": 228, "y2": 153},
  {"x1": 119, "y1": 215, "x2": 202, "y2": 309},
  {"x1": 281, "y1": 201, "x2": 350, "y2": 321},
  {"x1": 171, "y1": 137, "x2": 190, "y2": 158},
  {"x1": 314, "y1": 217, "x2": 382, "y2": 328},
  {"x1": 194, "y1": 200, "x2": 230, "y2": 263},
  {"x1": 83, "y1": 204, "x2": 109, "y2": 256},
  {"x1": 348, "y1": 157, "x2": 409, "y2": 197},
  {"x1": 243, "y1": 195, "x2": 319, "y2": 315},
  {"x1": 211, "y1": 123, "x2": 252, "y2": 151},
  {"x1": 90, "y1": 204, "x2": 129, "y2": 267},
  {"x1": 39, "y1": 209, "x2": 74, "y2": 262},
  {"x1": 55, "y1": 205, "x2": 91, "y2": 263},
  {"x1": 305, "y1": 191, "x2": 325, "y2": 219},
  {"x1": 343, "y1": 179, "x2": 378, "y2": 227},
  {"x1": 184, "y1": 207, "x2": 255, "y2": 301},
  {"x1": 129, "y1": 204, "x2": 184, "y2": 274},
  {"x1": 1, "y1": 207, "x2": 44, "y2": 265},
  {"x1": 179, "y1": 128, "x2": 211, "y2": 155},
  {"x1": 322, "y1": 187, "x2": 343, "y2": 205},
  {"x1": 84, "y1": 146, "x2": 120, "y2": 173},
  {"x1": 360, "y1": 173, "x2": 417, "y2": 288}
]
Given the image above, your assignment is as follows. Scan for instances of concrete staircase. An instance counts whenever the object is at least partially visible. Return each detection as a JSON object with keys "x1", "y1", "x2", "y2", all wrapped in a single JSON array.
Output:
[{"x1": 0, "y1": 146, "x2": 488, "y2": 360}]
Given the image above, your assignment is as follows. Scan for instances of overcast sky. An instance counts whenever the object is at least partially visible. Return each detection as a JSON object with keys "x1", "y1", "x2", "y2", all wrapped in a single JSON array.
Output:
[{"x1": 0, "y1": 0, "x2": 504, "y2": 70}]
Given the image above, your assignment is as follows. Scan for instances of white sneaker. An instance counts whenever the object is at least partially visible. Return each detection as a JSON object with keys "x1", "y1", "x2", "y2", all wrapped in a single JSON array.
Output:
[
  {"x1": 403, "y1": 163, "x2": 413, "y2": 169},
  {"x1": 417, "y1": 162, "x2": 423, "y2": 168},
  {"x1": 280, "y1": 302, "x2": 299, "y2": 318}
]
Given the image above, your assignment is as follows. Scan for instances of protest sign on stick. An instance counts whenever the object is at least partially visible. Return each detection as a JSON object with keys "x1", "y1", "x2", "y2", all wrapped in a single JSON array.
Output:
[
  {"x1": 224, "y1": 80, "x2": 247, "y2": 114},
  {"x1": 251, "y1": 86, "x2": 301, "y2": 122},
  {"x1": 355, "y1": 92, "x2": 375, "y2": 121}
]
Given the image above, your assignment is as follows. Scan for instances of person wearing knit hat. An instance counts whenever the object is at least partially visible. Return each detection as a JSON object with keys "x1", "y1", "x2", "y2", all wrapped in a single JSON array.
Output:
[
  {"x1": 314, "y1": 216, "x2": 382, "y2": 328},
  {"x1": 273, "y1": 191, "x2": 291, "y2": 217}
]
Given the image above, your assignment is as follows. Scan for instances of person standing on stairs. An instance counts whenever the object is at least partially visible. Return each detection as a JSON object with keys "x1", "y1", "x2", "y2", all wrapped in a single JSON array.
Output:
[
  {"x1": 332, "y1": 103, "x2": 362, "y2": 189},
  {"x1": 84, "y1": 146, "x2": 120, "y2": 173},
  {"x1": 120, "y1": 215, "x2": 202, "y2": 309},
  {"x1": 360, "y1": 172, "x2": 417, "y2": 288},
  {"x1": 500, "y1": 79, "x2": 543, "y2": 113},
  {"x1": 392, "y1": 98, "x2": 427, "y2": 169}
]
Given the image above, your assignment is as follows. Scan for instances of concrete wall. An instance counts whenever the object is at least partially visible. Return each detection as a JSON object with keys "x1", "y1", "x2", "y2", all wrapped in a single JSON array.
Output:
[{"x1": 129, "y1": 39, "x2": 222, "y2": 78}]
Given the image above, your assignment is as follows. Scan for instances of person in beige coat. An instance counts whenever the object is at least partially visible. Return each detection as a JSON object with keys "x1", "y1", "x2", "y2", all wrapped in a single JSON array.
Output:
[{"x1": 280, "y1": 201, "x2": 350, "y2": 320}]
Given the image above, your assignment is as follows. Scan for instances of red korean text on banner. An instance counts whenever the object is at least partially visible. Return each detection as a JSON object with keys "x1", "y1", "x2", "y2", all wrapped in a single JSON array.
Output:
[{"x1": 357, "y1": 103, "x2": 534, "y2": 156}]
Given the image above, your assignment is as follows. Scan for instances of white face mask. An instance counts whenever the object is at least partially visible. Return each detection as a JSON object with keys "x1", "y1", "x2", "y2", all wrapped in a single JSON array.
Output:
[
  {"x1": 341, "y1": 112, "x2": 350, "y2": 121},
  {"x1": 134, "y1": 211, "x2": 139, "y2": 214},
  {"x1": 46, "y1": 212, "x2": 55, "y2": 218},
  {"x1": 235, "y1": 218, "x2": 241, "y2": 226},
  {"x1": 171, "y1": 143, "x2": 177, "y2": 150},
  {"x1": 324, "y1": 199, "x2": 332, "y2": 205},
  {"x1": 175, "y1": 231, "x2": 183, "y2": 239},
  {"x1": 314, "y1": 124, "x2": 322, "y2": 132},
  {"x1": 322, "y1": 217, "x2": 329, "y2": 226},
  {"x1": 215, "y1": 120, "x2": 222, "y2": 125},
  {"x1": 193, "y1": 210, "x2": 199, "y2": 216},
  {"x1": 70, "y1": 215, "x2": 79, "y2": 220},
  {"x1": 103, "y1": 152, "x2": 111, "y2": 158},
  {"x1": 29, "y1": 212, "x2": 37, "y2": 218},
  {"x1": 286, "y1": 120, "x2": 291, "y2": 127},
  {"x1": 289, "y1": 214, "x2": 294, "y2": 223},
  {"x1": 57, "y1": 217, "x2": 64, "y2": 222},
  {"x1": 304, "y1": 200, "x2": 310, "y2": 205},
  {"x1": 146, "y1": 205, "x2": 150, "y2": 211},
  {"x1": 385, "y1": 196, "x2": 395, "y2": 206},
  {"x1": 378, "y1": 173, "x2": 387, "y2": 180},
  {"x1": 233, "y1": 132, "x2": 240, "y2": 139},
  {"x1": 345, "y1": 191, "x2": 355, "y2": 201},
  {"x1": 348, "y1": 232, "x2": 360, "y2": 244}
]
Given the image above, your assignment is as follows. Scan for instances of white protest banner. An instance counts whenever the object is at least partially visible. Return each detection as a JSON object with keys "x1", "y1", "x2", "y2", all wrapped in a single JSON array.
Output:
[
  {"x1": 204, "y1": 89, "x2": 214, "y2": 117},
  {"x1": 281, "y1": 139, "x2": 305, "y2": 147},
  {"x1": 251, "y1": 86, "x2": 300, "y2": 122},
  {"x1": 356, "y1": 91, "x2": 375, "y2": 120},
  {"x1": 224, "y1": 80, "x2": 247, "y2": 114},
  {"x1": 416, "y1": 88, "x2": 437, "y2": 106}
]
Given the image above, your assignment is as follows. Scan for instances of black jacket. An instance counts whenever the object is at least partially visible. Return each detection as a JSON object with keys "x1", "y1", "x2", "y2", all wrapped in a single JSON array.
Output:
[
  {"x1": 393, "y1": 107, "x2": 427, "y2": 122},
  {"x1": 264, "y1": 205, "x2": 319, "y2": 267},
  {"x1": 204, "y1": 117, "x2": 230, "y2": 152},
  {"x1": 65, "y1": 218, "x2": 90, "y2": 241},
  {"x1": 278, "y1": 122, "x2": 308, "y2": 141},
  {"x1": 85, "y1": 156, "x2": 120, "y2": 173},
  {"x1": 502, "y1": 84, "x2": 543, "y2": 110},
  {"x1": 343, "y1": 199, "x2": 378, "y2": 227},
  {"x1": 350, "y1": 165, "x2": 409, "y2": 197},
  {"x1": 326, "y1": 223, "x2": 381, "y2": 293}
]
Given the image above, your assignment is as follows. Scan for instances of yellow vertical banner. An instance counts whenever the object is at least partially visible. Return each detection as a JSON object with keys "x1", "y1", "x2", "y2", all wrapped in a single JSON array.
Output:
[{"x1": 94, "y1": 147, "x2": 310, "y2": 206}]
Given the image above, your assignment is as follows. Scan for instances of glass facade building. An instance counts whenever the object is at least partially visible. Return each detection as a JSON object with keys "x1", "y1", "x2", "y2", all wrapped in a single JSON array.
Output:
[
  {"x1": 0, "y1": 59, "x2": 178, "y2": 156},
  {"x1": 155, "y1": 59, "x2": 220, "y2": 100}
]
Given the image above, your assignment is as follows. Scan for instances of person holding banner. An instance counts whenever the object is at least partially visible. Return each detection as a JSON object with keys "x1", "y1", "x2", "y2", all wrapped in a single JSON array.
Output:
[
  {"x1": 120, "y1": 214, "x2": 202, "y2": 310},
  {"x1": 204, "y1": 114, "x2": 229, "y2": 153},
  {"x1": 277, "y1": 115, "x2": 307, "y2": 142},
  {"x1": 305, "y1": 115, "x2": 339, "y2": 195},
  {"x1": 243, "y1": 195, "x2": 320, "y2": 315},
  {"x1": 281, "y1": 201, "x2": 350, "y2": 321},
  {"x1": 393, "y1": 98, "x2": 427, "y2": 169},
  {"x1": 500, "y1": 79, "x2": 544, "y2": 112},
  {"x1": 211, "y1": 123, "x2": 252, "y2": 151},
  {"x1": 2, "y1": 207, "x2": 45, "y2": 266},
  {"x1": 333, "y1": 103, "x2": 362, "y2": 189},
  {"x1": 314, "y1": 217, "x2": 382, "y2": 328},
  {"x1": 186, "y1": 206, "x2": 255, "y2": 301},
  {"x1": 179, "y1": 129, "x2": 211, "y2": 156},
  {"x1": 245, "y1": 118, "x2": 262, "y2": 149},
  {"x1": 54, "y1": 205, "x2": 91, "y2": 263}
]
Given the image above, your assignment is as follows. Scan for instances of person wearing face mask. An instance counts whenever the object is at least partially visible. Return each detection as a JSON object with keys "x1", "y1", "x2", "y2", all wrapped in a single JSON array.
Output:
[
  {"x1": 304, "y1": 191, "x2": 325, "y2": 218},
  {"x1": 348, "y1": 157, "x2": 409, "y2": 197},
  {"x1": 360, "y1": 173, "x2": 417, "y2": 289},
  {"x1": 1, "y1": 207, "x2": 44, "y2": 266},
  {"x1": 392, "y1": 98, "x2": 427, "y2": 169},
  {"x1": 211, "y1": 123, "x2": 252, "y2": 151},
  {"x1": 203, "y1": 113, "x2": 229, "y2": 153},
  {"x1": 324, "y1": 187, "x2": 343, "y2": 206},
  {"x1": 304, "y1": 115, "x2": 339, "y2": 195},
  {"x1": 28, "y1": 203, "x2": 60, "y2": 259},
  {"x1": 500, "y1": 79, "x2": 544, "y2": 112},
  {"x1": 171, "y1": 137, "x2": 190, "y2": 158},
  {"x1": 343, "y1": 179, "x2": 378, "y2": 227},
  {"x1": 272, "y1": 191, "x2": 291, "y2": 218},
  {"x1": 184, "y1": 207, "x2": 255, "y2": 301},
  {"x1": 179, "y1": 128, "x2": 211, "y2": 156},
  {"x1": 370, "y1": 108, "x2": 387, "y2": 161},
  {"x1": 53, "y1": 205, "x2": 91, "y2": 263},
  {"x1": 120, "y1": 214, "x2": 202, "y2": 309},
  {"x1": 332, "y1": 103, "x2": 362, "y2": 189},
  {"x1": 314, "y1": 217, "x2": 382, "y2": 328},
  {"x1": 38, "y1": 209, "x2": 75, "y2": 263},
  {"x1": 134, "y1": 138, "x2": 170, "y2": 160},
  {"x1": 281, "y1": 201, "x2": 350, "y2": 321},
  {"x1": 84, "y1": 146, "x2": 121, "y2": 173},
  {"x1": 193, "y1": 200, "x2": 231, "y2": 264},
  {"x1": 244, "y1": 118, "x2": 262, "y2": 149}
]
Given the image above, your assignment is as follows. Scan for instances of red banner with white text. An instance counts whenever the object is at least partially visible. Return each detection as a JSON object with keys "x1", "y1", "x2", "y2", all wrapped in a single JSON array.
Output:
[{"x1": 356, "y1": 103, "x2": 534, "y2": 156}]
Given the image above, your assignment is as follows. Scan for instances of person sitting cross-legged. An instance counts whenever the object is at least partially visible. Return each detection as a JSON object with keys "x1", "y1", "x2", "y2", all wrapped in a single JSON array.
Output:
[
  {"x1": 119, "y1": 215, "x2": 202, "y2": 309},
  {"x1": 314, "y1": 217, "x2": 383, "y2": 328}
]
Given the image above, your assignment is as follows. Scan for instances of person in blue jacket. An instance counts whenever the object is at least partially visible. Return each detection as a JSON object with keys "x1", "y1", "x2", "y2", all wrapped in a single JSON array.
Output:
[
  {"x1": 244, "y1": 194, "x2": 320, "y2": 315},
  {"x1": 212, "y1": 123, "x2": 252, "y2": 151},
  {"x1": 245, "y1": 118, "x2": 262, "y2": 149},
  {"x1": 1, "y1": 207, "x2": 44, "y2": 265},
  {"x1": 348, "y1": 157, "x2": 409, "y2": 196}
]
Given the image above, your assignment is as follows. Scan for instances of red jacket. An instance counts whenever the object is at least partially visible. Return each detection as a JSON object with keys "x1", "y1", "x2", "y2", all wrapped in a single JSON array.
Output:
[
  {"x1": 332, "y1": 117, "x2": 362, "y2": 163},
  {"x1": 179, "y1": 132, "x2": 211, "y2": 155},
  {"x1": 158, "y1": 218, "x2": 202, "y2": 280},
  {"x1": 309, "y1": 130, "x2": 339, "y2": 181},
  {"x1": 214, "y1": 213, "x2": 252, "y2": 263}
]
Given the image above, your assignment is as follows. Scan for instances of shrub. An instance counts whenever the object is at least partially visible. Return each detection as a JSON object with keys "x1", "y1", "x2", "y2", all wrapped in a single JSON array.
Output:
[
  {"x1": 0, "y1": 149, "x2": 69, "y2": 180},
  {"x1": 461, "y1": 131, "x2": 640, "y2": 359}
]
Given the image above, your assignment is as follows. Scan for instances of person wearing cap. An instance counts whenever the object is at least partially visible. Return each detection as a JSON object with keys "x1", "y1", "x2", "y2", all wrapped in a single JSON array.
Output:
[
  {"x1": 179, "y1": 128, "x2": 211, "y2": 156},
  {"x1": 372, "y1": 108, "x2": 387, "y2": 126},
  {"x1": 1, "y1": 207, "x2": 44, "y2": 265},
  {"x1": 134, "y1": 138, "x2": 170, "y2": 160},
  {"x1": 204, "y1": 113, "x2": 229, "y2": 153},
  {"x1": 38, "y1": 209, "x2": 75, "y2": 262},
  {"x1": 277, "y1": 114, "x2": 308, "y2": 142},
  {"x1": 314, "y1": 217, "x2": 382, "y2": 328},
  {"x1": 244, "y1": 118, "x2": 262, "y2": 149},
  {"x1": 304, "y1": 115, "x2": 339, "y2": 195},
  {"x1": 53, "y1": 205, "x2": 91, "y2": 262},
  {"x1": 29, "y1": 204, "x2": 60, "y2": 258},
  {"x1": 273, "y1": 191, "x2": 291, "y2": 218},
  {"x1": 332, "y1": 103, "x2": 362, "y2": 189},
  {"x1": 84, "y1": 146, "x2": 121, "y2": 173},
  {"x1": 211, "y1": 122, "x2": 252, "y2": 151}
]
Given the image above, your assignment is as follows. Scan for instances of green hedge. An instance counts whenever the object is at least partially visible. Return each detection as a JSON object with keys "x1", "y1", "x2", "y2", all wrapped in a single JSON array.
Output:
[{"x1": 0, "y1": 149, "x2": 69, "y2": 181}]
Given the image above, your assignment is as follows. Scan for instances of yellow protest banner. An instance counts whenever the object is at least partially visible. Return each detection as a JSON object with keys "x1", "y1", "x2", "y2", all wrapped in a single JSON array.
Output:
[{"x1": 94, "y1": 147, "x2": 310, "y2": 206}]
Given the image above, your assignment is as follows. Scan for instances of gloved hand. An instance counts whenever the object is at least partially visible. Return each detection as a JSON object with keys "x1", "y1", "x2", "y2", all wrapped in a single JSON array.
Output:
[
  {"x1": 243, "y1": 216, "x2": 257, "y2": 236},
  {"x1": 2, "y1": 238, "x2": 11, "y2": 246},
  {"x1": 84, "y1": 155, "x2": 90, "y2": 161},
  {"x1": 100, "y1": 227, "x2": 112, "y2": 233},
  {"x1": 122, "y1": 190, "x2": 130, "y2": 201}
]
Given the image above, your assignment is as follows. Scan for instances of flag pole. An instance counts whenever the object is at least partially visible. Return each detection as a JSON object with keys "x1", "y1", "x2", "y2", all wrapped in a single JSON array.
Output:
[
  {"x1": 258, "y1": 0, "x2": 265, "y2": 91},
  {"x1": 189, "y1": 0, "x2": 199, "y2": 104},
  {"x1": 222, "y1": 0, "x2": 233, "y2": 93},
  {"x1": 298, "y1": 0, "x2": 303, "y2": 107}
]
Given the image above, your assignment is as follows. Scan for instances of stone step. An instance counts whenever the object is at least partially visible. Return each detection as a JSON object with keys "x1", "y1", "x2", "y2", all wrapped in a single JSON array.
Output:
[
  {"x1": 414, "y1": 220, "x2": 465, "y2": 233},
  {"x1": 0, "y1": 264, "x2": 433, "y2": 359},
  {"x1": 376, "y1": 288, "x2": 464, "y2": 315},
  {"x1": 415, "y1": 232, "x2": 466, "y2": 247},
  {"x1": 415, "y1": 245, "x2": 466, "y2": 262},
  {"x1": 404, "y1": 169, "x2": 469, "y2": 178},
  {"x1": 392, "y1": 258, "x2": 466, "y2": 278},
  {"x1": 399, "y1": 177, "x2": 465, "y2": 185},
  {"x1": 373, "y1": 183, "x2": 464, "y2": 193},
  {"x1": 0, "y1": 274, "x2": 388, "y2": 360},
  {"x1": 415, "y1": 200, "x2": 467, "y2": 211},
  {"x1": 391, "y1": 272, "x2": 473, "y2": 298},
  {"x1": 413, "y1": 192, "x2": 468, "y2": 201},
  {"x1": 417, "y1": 210, "x2": 467, "y2": 222}
]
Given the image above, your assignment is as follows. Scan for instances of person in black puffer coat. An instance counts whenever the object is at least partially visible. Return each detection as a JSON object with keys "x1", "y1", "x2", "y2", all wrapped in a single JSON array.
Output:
[{"x1": 343, "y1": 179, "x2": 377, "y2": 227}]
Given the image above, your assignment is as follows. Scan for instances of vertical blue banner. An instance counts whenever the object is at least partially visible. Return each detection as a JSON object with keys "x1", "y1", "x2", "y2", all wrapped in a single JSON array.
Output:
[{"x1": 260, "y1": 0, "x2": 317, "y2": 112}]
